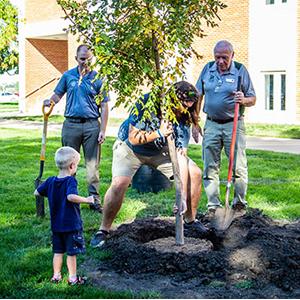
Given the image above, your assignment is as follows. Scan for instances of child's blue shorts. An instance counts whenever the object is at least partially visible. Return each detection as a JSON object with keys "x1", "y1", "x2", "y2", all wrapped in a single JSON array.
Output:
[{"x1": 52, "y1": 231, "x2": 86, "y2": 256}]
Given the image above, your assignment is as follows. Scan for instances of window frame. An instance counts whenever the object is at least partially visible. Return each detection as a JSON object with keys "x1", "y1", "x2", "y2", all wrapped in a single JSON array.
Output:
[{"x1": 263, "y1": 71, "x2": 287, "y2": 112}]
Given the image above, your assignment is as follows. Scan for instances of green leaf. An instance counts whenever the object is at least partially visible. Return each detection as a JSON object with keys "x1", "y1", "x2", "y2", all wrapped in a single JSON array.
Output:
[
  {"x1": 57, "y1": 0, "x2": 226, "y2": 122},
  {"x1": 0, "y1": 0, "x2": 18, "y2": 74}
]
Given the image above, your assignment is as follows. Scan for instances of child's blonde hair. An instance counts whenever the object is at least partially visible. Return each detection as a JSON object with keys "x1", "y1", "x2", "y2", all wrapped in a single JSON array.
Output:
[{"x1": 54, "y1": 146, "x2": 80, "y2": 170}]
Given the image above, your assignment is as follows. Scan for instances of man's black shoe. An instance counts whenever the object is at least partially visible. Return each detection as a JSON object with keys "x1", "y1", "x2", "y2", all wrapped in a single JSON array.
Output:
[
  {"x1": 184, "y1": 219, "x2": 209, "y2": 234},
  {"x1": 90, "y1": 230, "x2": 108, "y2": 248},
  {"x1": 232, "y1": 202, "x2": 247, "y2": 211}
]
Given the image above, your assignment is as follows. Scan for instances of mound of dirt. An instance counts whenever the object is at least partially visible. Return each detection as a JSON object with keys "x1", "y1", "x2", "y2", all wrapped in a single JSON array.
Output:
[{"x1": 85, "y1": 209, "x2": 300, "y2": 298}]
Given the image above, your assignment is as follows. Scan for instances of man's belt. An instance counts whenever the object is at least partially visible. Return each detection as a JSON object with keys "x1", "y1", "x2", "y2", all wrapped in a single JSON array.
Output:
[
  {"x1": 207, "y1": 115, "x2": 242, "y2": 124},
  {"x1": 65, "y1": 117, "x2": 98, "y2": 123}
]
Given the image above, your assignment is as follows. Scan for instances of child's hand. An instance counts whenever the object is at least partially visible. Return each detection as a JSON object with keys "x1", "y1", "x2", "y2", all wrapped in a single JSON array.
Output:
[{"x1": 87, "y1": 195, "x2": 95, "y2": 204}]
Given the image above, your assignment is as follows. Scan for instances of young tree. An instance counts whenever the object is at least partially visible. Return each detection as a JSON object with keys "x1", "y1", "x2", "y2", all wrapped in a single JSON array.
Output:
[
  {"x1": 58, "y1": 0, "x2": 226, "y2": 244},
  {"x1": 0, "y1": 0, "x2": 18, "y2": 74}
]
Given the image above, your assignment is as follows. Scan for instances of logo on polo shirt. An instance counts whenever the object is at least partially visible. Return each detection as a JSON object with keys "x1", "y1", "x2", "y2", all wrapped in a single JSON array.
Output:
[{"x1": 70, "y1": 80, "x2": 77, "y2": 87}]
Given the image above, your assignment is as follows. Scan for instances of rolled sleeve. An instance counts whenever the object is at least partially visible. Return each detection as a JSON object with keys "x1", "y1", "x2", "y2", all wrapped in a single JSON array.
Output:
[
  {"x1": 174, "y1": 124, "x2": 191, "y2": 149},
  {"x1": 37, "y1": 178, "x2": 50, "y2": 197},
  {"x1": 195, "y1": 63, "x2": 209, "y2": 96},
  {"x1": 240, "y1": 66, "x2": 256, "y2": 97},
  {"x1": 66, "y1": 177, "x2": 78, "y2": 196},
  {"x1": 54, "y1": 74, "x2": 67, "y2": 96},
  {"x1": 128, "y1": 96, "x2": 148, "y2": 127},
  {"x1": 95, "y1": 79, "x2": 110, "y2": 103},
  {"x1": 102, "y1": 91, "x2": 110, "y2": 102}
]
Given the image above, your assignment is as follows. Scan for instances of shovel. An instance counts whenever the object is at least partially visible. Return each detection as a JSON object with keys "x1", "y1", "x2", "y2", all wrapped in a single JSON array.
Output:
[
  {"x1": 34, "y1": 100, "x2": 55, "y2": 217},
  {"x1": 211, "y1": 76, "x2": 242, "y2": 230}
]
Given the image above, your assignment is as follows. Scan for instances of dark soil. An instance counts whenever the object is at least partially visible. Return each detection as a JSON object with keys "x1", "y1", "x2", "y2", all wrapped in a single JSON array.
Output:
[{"x1": 85, "y1": 209, "x2": 300, "y2": 298}]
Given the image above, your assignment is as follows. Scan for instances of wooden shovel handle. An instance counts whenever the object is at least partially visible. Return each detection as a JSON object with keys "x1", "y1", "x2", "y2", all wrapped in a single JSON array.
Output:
[
  {"x1": 42, "y1": 100, "x2": 55, "y2": 120},
  {"x1": 227, "y1": 76, "x2": 242, "y2": 183},
  {"x1": 40, "y1": 100, "x2": 54, "y2": 161}
]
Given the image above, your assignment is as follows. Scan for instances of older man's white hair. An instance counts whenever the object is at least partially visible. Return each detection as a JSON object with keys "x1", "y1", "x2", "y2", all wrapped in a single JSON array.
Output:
[{"x1": 214, "y1": 40, "x2": 234, "y2": 54}]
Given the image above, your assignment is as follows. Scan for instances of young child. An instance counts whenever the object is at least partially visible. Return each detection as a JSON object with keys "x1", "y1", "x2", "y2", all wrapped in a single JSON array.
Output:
[{"x1": 34, "y1": 146, "x2": 95, "y2": 285}]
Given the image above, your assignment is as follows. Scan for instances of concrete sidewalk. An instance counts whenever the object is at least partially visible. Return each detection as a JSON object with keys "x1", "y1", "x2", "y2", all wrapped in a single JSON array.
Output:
[
  {"x1": 245, "y1": 136, "x2": 300, "y2": 155},
  {"x1": 189, "y1": 135, "x2": 300, "y2": 155},
  {"x1": 0, "y1": 118, "x2": 299, "y2": 155}
]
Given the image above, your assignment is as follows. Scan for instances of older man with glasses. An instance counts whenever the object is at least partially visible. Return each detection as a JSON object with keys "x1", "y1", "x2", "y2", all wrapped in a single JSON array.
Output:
[{"x1": 193, "y1": 40, "x2": 256, "y2": 213}]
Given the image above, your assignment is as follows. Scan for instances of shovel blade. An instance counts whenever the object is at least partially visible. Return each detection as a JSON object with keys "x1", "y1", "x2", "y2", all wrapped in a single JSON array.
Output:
[
  {"x1": 34, "y1": 178, "x2": 45, "y2": 218},
  {"x1": 210, "y1": 207, "x2": 236, "y2": 231}
]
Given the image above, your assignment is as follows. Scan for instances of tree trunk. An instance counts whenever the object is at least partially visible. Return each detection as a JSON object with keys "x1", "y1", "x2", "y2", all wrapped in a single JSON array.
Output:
[
  {"x1": 151, "y1": 28, "x2": 184, "y2": 245},
  {"x1": 167, "y1": 135, "x2": 184, "y2": 245}
]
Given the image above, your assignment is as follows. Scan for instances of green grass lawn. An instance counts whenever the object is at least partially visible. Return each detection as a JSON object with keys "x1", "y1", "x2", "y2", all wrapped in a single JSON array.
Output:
[
  {"x1": 2, "y1": 113, "x2": 300, "y2": 139},
  {"x1": 0, "y1": 102, "x2": 19, "y2": 113},
  {"x1": 0, "y1": 127, "x2": 299, "y2": 298},
  {"x1": 246, "y1": 123, "x2": 300, "y2": 139}
]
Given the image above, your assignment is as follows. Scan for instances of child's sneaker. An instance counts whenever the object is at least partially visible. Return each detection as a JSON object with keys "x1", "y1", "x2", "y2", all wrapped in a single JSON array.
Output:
[
  {"x1": 67, "y1": 276, "x2": 87, "y2": 286},
  {"x1": 50, "y1": 275, "x2": 62, "y2": 284}
]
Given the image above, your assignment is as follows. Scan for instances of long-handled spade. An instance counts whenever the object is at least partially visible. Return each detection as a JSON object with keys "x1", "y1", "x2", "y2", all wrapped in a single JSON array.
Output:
[
  {"x1": 34, "y1": 101, "x2": 55, "y2": 217},
  {"x1": 211, "y1": 76, "x2": 242, "y2": 230}
]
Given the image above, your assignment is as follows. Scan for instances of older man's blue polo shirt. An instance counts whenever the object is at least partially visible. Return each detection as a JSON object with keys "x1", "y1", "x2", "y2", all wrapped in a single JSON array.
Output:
[
  {"x1": 54, "y1": 67, "x2": 109, "y2": 119},
  {"x1": 196, "y1": 61, "x2": 256, "y2": 120}
]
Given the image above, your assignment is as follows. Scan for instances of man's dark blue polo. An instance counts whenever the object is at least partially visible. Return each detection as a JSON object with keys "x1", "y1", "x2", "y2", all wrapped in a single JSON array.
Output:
[{"x1": 55, "y1": 67, "x2": 109, "y2": 119}]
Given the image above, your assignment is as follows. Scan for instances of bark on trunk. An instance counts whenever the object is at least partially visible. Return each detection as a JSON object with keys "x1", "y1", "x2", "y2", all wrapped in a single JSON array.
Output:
[{"x1": 151, "y1": 26, "x2": 184, "y2": 245}]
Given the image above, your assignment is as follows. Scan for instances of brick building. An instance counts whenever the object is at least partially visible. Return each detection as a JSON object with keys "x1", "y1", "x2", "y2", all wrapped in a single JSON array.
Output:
[{"x1": 18, "y1": 0, "x2": 300, "y2": 124}]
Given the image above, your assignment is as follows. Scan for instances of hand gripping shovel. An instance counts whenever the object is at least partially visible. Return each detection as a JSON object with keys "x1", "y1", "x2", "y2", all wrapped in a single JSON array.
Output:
[
  {"x1": 34, "y1": 101, "x2": 55, "y2": 217},
  {"x1": 211, "y1": 76, "x2": 242, "y2": 230}
]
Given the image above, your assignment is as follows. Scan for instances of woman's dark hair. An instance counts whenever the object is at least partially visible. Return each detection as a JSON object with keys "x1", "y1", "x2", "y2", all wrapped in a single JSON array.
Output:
[{"x1": 173, "y1": 81, "x2": 200, "y2": 126}]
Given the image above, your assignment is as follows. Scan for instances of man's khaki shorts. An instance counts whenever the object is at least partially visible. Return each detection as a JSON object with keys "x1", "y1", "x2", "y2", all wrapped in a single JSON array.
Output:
[{"x1": 112, "y1": 139, "x2": 174, "y2": 180}]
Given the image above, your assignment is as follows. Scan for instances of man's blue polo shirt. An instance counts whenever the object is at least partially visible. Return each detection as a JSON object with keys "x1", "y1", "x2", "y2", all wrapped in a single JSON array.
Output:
[
  {"x1": 54, "y1": 67, "x2": 109, "y2": 119},
  {"x1": 196, "y1": 61, "x2": 256, "y2": 120},
  {"x1": 118, "y1": 94, "x2": 191, "y2": 157},
  {"x1": 37, "y1": 176, "x2": 82, "y2": 233}
]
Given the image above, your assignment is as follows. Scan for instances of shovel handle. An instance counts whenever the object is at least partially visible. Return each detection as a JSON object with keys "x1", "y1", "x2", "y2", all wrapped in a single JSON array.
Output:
[
  {"x1": 36, "y1": 101, "x2": 54, "y2": 218},
  {"x1": 40, "y1": 101, "x2": 54, "y2": 161},
  {"x1": 227, "y1": 76, "x2": 242, "y2": 184},
  {"x1": 42, "y1": 100, "x2": 55, "y2": 120},
  {"x1": 227, "y1": 103, "x2": 239, "y2": 183}
]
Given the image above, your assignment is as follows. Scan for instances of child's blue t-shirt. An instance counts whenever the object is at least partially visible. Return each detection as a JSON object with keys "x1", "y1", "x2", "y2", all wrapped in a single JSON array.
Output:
[{"x1": 37, "y1": 176, "x2": 82, "y2": 232}]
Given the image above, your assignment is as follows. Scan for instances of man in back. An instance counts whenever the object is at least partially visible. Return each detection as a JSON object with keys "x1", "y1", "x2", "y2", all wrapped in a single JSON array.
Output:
[{"x1": 44, "y1": 45, "x2": 109, "y2": 212}]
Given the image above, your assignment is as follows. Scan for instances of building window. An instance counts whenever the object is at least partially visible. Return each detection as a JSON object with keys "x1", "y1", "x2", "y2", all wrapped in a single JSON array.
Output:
[
  {"x1": 264, "y1": 72, "x2": 286, "y2": 111},
  {"x1": 266, "y1": 0, "x2": 287, "y2": 4},
  {"x1": 265, "y1": 74, "x2": 274, "y2": 110},
  {"x1": 281, "y1": 74, "x2": 286, "y2": 111}
]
